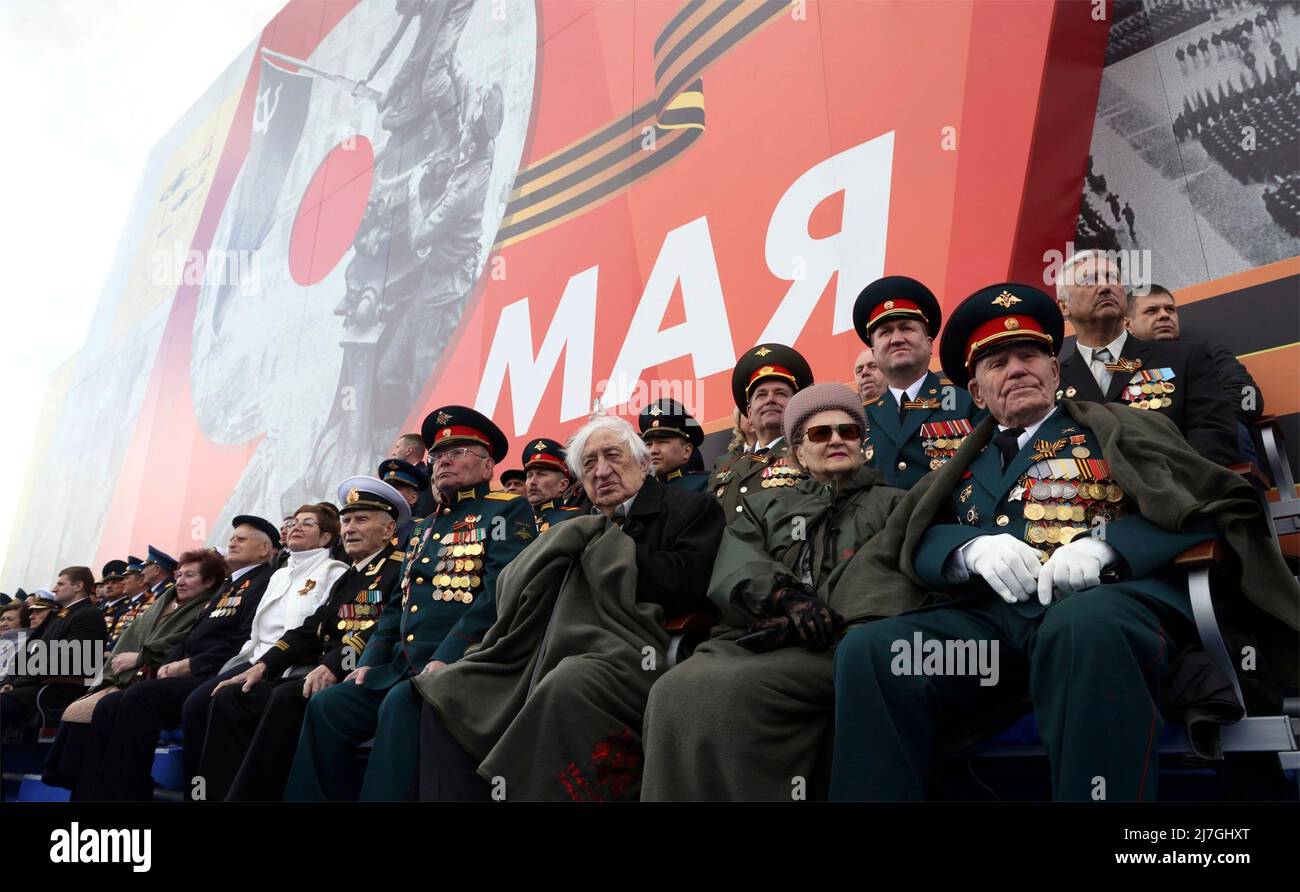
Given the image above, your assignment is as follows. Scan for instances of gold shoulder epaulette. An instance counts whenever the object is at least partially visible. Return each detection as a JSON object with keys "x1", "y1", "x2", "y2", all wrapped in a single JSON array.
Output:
[{"x1": 486, "y1": 491, "x2": 521, "y2": 501}]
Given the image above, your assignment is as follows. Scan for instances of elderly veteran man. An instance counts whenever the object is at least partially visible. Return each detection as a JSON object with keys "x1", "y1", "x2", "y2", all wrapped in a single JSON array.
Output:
[
  {"x1": 709, "y1": 343, "x2": 814, "y2": 519},
  {"x1": 1055, "y1": 249, "x2": 1238, "y2": 465},
  {"x1": 829, "y1": 283, "x2": 1299, "y2": 801},
  {"x1": 285, "y1": 406, "x2": 536, "y2": 802},
  {"x1": 522, "y1": 437, "x2": 581, "y2": 532},
  {"x1": 853, "y1": 276, "x2": 985, "y2": 488},
  {"x1": 639, "y1": 397, "x2": 710, "y2": 491},
  {"x1": 97, "y1": 560, "x2": 129, "y2": 628},
  {"x1": 197, "y1": 477, "x2": 406, "y2": 801},
  {"x1": 413, "y1": 414, "x2": 725, "y2": 801},
  {"x1": 640, "y1": 383, "x2": 905, "y2": 801},
  {"x1": 106, "y1": 556, "x2": 150, "y2": 648}
]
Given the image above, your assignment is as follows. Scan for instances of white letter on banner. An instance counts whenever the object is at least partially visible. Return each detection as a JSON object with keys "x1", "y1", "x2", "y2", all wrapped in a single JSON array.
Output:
[
  {"x1": 759, "y1": 131, "x2": 894, "y2": 344},
  {"x1": 600, "y1": 216, "x2": 735, "y2": 409},
  {"x1": 474, "y1": 266, "x2": 598, "y2": 434}
]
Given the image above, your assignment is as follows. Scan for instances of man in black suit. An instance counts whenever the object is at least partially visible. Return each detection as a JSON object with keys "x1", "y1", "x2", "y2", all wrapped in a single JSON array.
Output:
[
  {"x1": 1055, "y1": 249, "x2": 1238, "y2": 465},
  {"x1": 197, "y1": 477, "x2": 407, "y2": 801},
  {"x1": 0, "y1": 566, "x2": 106, "y2": 734},
  {"x1": 1126, "y1": 282, "x2": 1264, "y2": 463}
]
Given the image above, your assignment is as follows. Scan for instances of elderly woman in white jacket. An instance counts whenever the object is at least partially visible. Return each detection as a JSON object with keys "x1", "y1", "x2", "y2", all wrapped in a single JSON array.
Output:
[{"x1": 178, "y1": 503, "x2": 347, "y2": 784}]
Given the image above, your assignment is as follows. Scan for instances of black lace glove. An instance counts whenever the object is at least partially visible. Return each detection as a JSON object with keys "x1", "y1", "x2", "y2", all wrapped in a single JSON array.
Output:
[{"x1": 771, "y1": 576, "x2": 843, "y2": 651}]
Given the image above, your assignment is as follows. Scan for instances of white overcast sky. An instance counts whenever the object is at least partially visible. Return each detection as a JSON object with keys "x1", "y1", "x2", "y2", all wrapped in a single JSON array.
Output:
[{"x1": 0, "y1": 0, "x2": 285, "y2": 586}]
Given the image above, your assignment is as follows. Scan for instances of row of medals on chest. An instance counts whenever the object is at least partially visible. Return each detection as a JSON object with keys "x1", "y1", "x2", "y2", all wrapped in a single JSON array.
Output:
[
  {"x1": 1123, "y1": 380, "x2": 1175, "y2": 410},
  {"x1": 1013, "y1": 473, "x2": 1127, "y2": 547},
  {"x1": 336, "y1": 575, "x2": 384, "y2": 632},
  {"x1": 412, "y1": 526, "x2": 485, "y2": 604}
]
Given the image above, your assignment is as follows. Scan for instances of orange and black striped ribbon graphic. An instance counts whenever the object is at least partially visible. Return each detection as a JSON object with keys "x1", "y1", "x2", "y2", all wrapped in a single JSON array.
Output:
[{"x1": 493, "y1": 0, "x2": 791, "y2": 250}]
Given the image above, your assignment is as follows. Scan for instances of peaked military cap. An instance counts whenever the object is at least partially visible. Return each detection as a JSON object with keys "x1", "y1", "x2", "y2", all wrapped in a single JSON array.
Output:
[
  {"x1": 731, "y1": 343, "x2": 813, "y2": 411},
  {"x1": 939, "y1": 282, "x2": 1064, "y2": 389},
  {"x1": 145, "y1": 546, "x2": 178, "y2": 574},
  {"x1": 422, "y1": 405, "x2": 509, "y2": 463},
  {"x1": 498, "y1": 468, "x2": 526, "y2": 487},
  {"x1": 100, "y1": 560, "x2": 128, "y2": 582},
  {"x1": 338, "y1": 475, "x2": 412, "y2": 530},
  {"x1": 378, "y1": 458, "x2": 430, "y2": 493},
  {"x1": 123, "y1": 556, "x2": 145, "y2": 576},
  {"x1": 521, "y1": 437, "x2": 570, "y2": 475},
  {"x1": 232, "y1": 515, "x2": 283, "y2": 550},
  {"x1": 638, "y1": 398, "x2": 704, "y2": 447},
  {"x1": 853, "y1": 275, "x2": 942, "y2": 343}
]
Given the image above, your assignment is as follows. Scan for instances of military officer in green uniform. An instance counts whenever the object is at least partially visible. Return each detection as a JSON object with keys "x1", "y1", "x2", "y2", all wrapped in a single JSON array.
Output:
[
  {"x1": 829, "y1": 283, "x2": 1298, "y2": 801},
  {"x1": 853, "y1": 276, "x2": 985, "y2": 489},
  {"x1": 284, "y1": 406, "x2": 537, "y2": 801},
  {"x1": 521, "y1": 437, "x2": 581, "y2": 532},
  {"x1": 708, "y1": 343, "x2": 814, "y2": 521},
  {"x1": 639, "y1": 397, "x2": 709, "y2": 492}
]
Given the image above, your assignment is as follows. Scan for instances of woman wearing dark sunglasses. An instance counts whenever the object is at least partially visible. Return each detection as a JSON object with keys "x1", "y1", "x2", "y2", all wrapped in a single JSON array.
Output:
[{"x1": 641, "y1": 382, "x2": 906, "y2": 801}]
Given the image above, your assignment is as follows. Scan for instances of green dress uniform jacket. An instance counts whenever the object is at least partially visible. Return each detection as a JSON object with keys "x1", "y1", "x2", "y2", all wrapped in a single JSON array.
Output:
[
  {"x1": 641, "y1": 464, "x2": 905, "y2": 801},
  {"x1": 708, "y1": 439, "x2": 805, "y2": 521},
  {"x1": 359, "y1": 483, "x2": 537, "y2": 690},
  {"x1": 829, "y1": 400, "x2": 1299, "y2": 801},
  {"x1": 863, "y1": 370, "x2": 986, "y2": 489}
]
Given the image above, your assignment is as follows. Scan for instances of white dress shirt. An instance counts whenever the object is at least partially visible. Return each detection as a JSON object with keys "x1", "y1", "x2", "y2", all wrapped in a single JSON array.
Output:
[
  {"x1": 1074, "y1": 330, "x2": 1128, "y2": 394},
  {"x1": 888, "y1": 371, "x2": 931, "y2": 409}
]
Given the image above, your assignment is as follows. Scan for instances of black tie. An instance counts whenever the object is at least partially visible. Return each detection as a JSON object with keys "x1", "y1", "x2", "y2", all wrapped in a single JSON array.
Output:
[
  {"x1": 898, "y1": 395, "x2": 908, "y2": 422},
  {"x1": 992, "y1": 427, "x2": 1024, "y2": 470}
]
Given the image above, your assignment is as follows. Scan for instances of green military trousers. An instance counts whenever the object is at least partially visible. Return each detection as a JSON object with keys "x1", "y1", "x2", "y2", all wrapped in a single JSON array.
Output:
[
  {"x1": 830, "y1": 576, "x2": 1193, "y2": 801},
  {"x1": 283, "y1": 678, "x2": 423, "y2": 801}
]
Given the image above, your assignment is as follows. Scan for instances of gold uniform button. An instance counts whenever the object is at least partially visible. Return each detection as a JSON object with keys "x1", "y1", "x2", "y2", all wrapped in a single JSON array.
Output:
[
  {"x1": 442, "y1": 508, "x2": 451, "y2": 515},
  {"x1": 416, "y1": 577, "x2": 424, "y2": 585},
  {"x1": 405, "y1": 634, "x2": 414, "y2": 642},
  {"x1": 431, "y1": 533, "x2": 441, "y2": 540},
  {"x1": 410, "y1": 604, "x2": 419, "y2": 613},
  {"x1": 739, "y1": 486, "x2": 748, "y2": 494},
  {"x1": 421, "y1": 557, "x2": 430, "y2": 563},
  {"x1": 897, "y1": 461, "x2": 907, "y2": 471},
  {"x1": 996, "y1": 515, "x2": 1010, "y2": 527}
]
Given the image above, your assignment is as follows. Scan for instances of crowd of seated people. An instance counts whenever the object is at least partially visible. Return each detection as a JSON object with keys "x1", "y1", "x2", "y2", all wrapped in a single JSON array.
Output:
[{"x1": 1, "y1": 252, "x2": 1296, "y2": 801}]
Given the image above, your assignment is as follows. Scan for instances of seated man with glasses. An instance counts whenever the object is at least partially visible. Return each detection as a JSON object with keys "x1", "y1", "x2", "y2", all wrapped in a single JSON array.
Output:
[
  {"x1": 284, "y1": 406, "x2": 536, "y2": 801},
  {"x1": 640, "y1": 382, "x2": 906, "y2": 800}
]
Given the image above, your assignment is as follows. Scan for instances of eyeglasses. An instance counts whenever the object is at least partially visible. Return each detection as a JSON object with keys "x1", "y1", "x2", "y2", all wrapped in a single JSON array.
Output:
[
  {"x1": 803, "y1": 423, "x2": 862, "y2": 444},
  {"x1": 431, "y1": 446, "x2": 488, "y2": 465},
  {"x1": 293, "y1": 518, "x2": 321, "y2": 530}
]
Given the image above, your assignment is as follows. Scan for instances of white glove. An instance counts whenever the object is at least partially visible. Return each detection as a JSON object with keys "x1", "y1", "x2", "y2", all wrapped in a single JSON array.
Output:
[
  {"x1": 1036, "y1": 536, "x2": 1119, "y2": 605},
  {"x1": 960, "y1": 534, "x2": 1045, "y2": 604}
]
